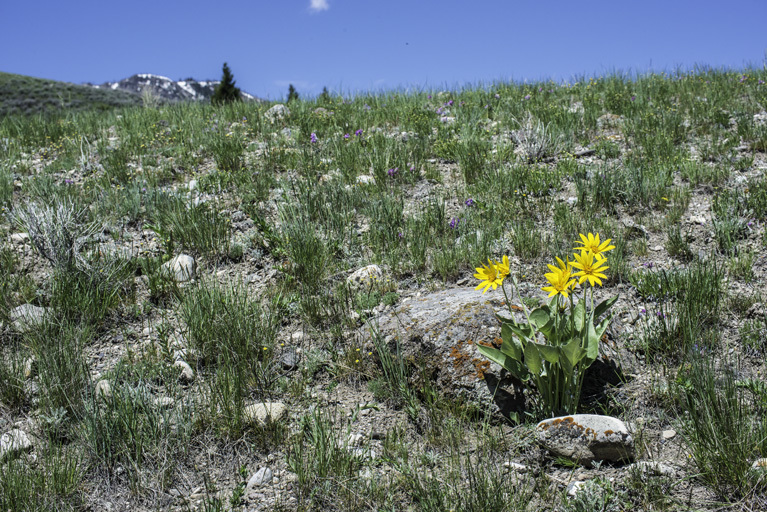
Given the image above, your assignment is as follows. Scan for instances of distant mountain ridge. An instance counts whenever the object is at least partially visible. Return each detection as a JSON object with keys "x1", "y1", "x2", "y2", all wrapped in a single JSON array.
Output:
[{"x1": 88, "y1": 74, "x2": 260, "y2": 102}]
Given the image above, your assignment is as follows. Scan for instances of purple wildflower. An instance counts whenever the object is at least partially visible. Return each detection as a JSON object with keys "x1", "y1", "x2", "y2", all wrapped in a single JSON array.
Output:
[
  {"x1": 310, "y1": 132, "x2": 317, "y2": 143},
  {"x1": 355, "y1": 129, "x2": 363, "y2": 137},
  {"x1": 446, "y1": 100, "x2": 453, "y2": 106},
  {"x1": 436, "y1": 107, "x2": 444, "y2": 115},
  {"x1": 465, "y1": 198, "x2": 474, "y2": 207},
  {"x1": 387, "y1": 167, "x2": 399, "y2": 177},
  {"x1": 428, "y1": 94, "x2": 432, "y2": 99},
  {"x1": 344, "y1": 133, "x2": 350, "y2": 139},
  {"x1": 364, "y1": 104, "x2": 371, "y2": 111},
  {"x1": 494, "y1": 93, "x2": 500, "y2": 99},
  {"x1": 524, "y1": 94, "x2": 531, "y2": 100},
  {"x1": 449, "y1": 217, "x2": 461, "y2": 229},
  {"x1": 631, "y1": 96, "x2": 636, "y2": 101}
]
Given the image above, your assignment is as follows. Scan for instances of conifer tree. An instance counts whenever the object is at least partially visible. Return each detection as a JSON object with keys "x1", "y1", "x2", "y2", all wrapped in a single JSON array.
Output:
[
  {"x1": 287, "y1": 84, "x2": 299, "y2": 103},
  {"x1": 212, "y1": 62, "x2": 242, "y2": 105},
  {"x1": 319, "y1": 86, "x2": 330, "y2": 104}
]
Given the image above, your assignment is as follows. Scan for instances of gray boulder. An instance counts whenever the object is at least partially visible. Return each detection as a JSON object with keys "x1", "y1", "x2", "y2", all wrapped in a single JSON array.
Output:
[
  {"x1": 10, "y1": 304, "x2": 49, "y2": 332},
  {"x1": 265, "y1": 104, "x2": 290, "y2": 123},
  {"x1": 363, "y1": 286, "x2": 524, "y2": 418},
  {"x1": 536, "y1": 414, "x2": 634, "y2": 466}
]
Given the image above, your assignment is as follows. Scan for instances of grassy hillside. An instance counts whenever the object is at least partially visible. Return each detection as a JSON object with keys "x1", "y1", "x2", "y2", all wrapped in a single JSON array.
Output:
[
  {"x1": 1, "y1": 68, "x2": 767, "y2": 511},
  {"x1": 0, "y1": 72, "x2": 142, "y2": 117}
]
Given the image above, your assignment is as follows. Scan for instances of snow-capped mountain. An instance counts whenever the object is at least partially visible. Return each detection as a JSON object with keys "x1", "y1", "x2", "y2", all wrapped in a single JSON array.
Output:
[{"x1": 88, "y1": 74, "x2": 259, "y2": 102}]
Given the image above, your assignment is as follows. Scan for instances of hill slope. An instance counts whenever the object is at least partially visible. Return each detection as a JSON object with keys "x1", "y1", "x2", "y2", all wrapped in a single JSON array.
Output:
[{"x1": 0, "y1": 72, "x2": 143, "y2": 117}]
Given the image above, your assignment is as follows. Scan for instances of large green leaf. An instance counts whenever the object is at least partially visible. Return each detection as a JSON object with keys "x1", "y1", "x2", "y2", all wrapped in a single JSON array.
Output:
[
  {"x1": 529, "y1": 307, "x2": 551, "y2": 330},
  {"x1": 524, "y1": 342, "x2": 543, "y2": 375},
  {"x1": 500, "y1": 323, "x2": 523, "y2": 360},
  {"x1": 594, "y1": 295, "x2": 619, "y2": 320},
  {"x1": 573, "y1": 299, "x2": 586, "y2": 332},
  {"x1": 537, "y1": 344, "x2": 560, "y2": 364},
  {"x1": 475, "y1": 344, "x2": 530, "y2": 381},
  {"x1": 562, "y1": 336, "x2": 586, "y2": 368},
  {"x1": 583, "y1": 311, "x2": 600, "y2": 365}
]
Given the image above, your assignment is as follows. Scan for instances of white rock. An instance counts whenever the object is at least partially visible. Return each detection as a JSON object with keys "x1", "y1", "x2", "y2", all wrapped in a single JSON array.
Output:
[
  {"x1": 247, "y1": 467, "x2": 273, "y2": 489},
  {"x1": 264, "y1": 104, "x2": 290, "y2": 123},
  {"x1": 356, "y1": 175, "x2": 376, "y2": 186},
  {"x1": 566, "y1": 480, "x2": 587, "y2": 497},
  {"x1": 10, "y1": 232, "x2": 29, "y2": 244},
  {"x1": 162, "y1": 254, "x2": 196, "y2": 282},
  {"x1": 630, "y1": 461, "x2": 676, "y2": 477},
  {"x1": 243, "y1": 402, "x2": 287, "y2": 426},
  {"x1": 95, "y1": 379, "x2": 113, "y2": 399},
  {"x1": 347, "y1": 264, "x2": 383, "y2": 289},
  {"x1": 188, "y1": 179, "x2": 198, "y2": 191},
  {"x1": 662, "y1": 429, "x2": 676, "y2": 440},
  {"x1": 174, "y1": 360, "x2": 194, "y2": 383},
  {"x1": 503, "y1": 461, "x2": 529, "y2": 473},
  {"x1": 536, "y1": 414, "x2": 634, "y2": 466},
  {"x1": 690, "y1": 215, "x2": 706, "y2": 225},
  {"x1": 153, "y1": 396, "x2": 175, "y2": 409},
  {"x1": 10, "y1": 304, "x2": 49, "y2": 332},
  {"x1": 0, "y1": 429, "x2": 33, "y2": 461}
]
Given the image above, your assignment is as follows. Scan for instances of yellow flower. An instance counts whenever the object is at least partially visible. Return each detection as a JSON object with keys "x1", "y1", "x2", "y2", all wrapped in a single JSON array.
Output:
[
  {"x1": 493, "y1": 255, "x2": 510, "y2": 281},
  {"x1": 570, "y1": 250, "x2": 609, "y2": 287},
  {"x1": 542, "y1": 257, "x2": 576, "y2": 298},
  {"x1": 474, "y1": 259, "x2": 503, "y2": 294},
  {"x1": 575, "y1": 232, "x2": 615, "y2": 256}
]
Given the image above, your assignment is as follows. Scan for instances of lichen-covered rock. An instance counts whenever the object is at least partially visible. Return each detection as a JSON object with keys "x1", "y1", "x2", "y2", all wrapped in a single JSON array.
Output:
[
  {"x1": 346, "y1": 264, "x2": 383, "y2": 290},
  {"x1": 536, "y1": 414, "x2": 634, "y2": 466},
  {"x1": 362, "y1": 286, "x2": 524, "y2": 418}
]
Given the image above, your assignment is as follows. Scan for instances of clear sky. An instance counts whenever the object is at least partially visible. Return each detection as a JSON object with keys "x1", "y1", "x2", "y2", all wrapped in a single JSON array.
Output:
[{"x1": 2, "y1": 0, "x2": 766, "y2": 100}]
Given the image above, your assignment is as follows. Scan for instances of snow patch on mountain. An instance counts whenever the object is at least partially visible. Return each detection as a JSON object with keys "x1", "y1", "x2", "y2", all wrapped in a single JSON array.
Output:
[{"x1": 89, "y1": 74, "x2": 260, "y2": 103}]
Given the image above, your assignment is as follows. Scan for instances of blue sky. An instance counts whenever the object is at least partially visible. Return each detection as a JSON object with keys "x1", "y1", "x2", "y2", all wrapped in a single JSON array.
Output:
[{"x1": 1, "y1": 0, "x2": 766, "y2": 100}]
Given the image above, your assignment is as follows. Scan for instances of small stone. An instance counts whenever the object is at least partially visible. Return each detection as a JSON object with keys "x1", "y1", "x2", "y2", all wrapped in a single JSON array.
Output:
[
  {"x1": 174, "y1": 360, "x2": 194, "y2": 383},
  {"x1": 651, "y1": 245, "x2": 663, "y2": 252},
  {"x1": 188, "y1": 179, "x2": 198, "y2": 191},
  {"x1": 95, "y1": 379, "x2": 113, "y2": 399},
  {"x1": 247, "y1": 467, "x2": 273, "y2": 489},
  {"x1": 503, "y1": 461, "x2": 528, "y2": 473},
  {"x1": 347, "y1": 264, "x2": 383, "y2": 290},
  {"x1": 347, "y1": 433, "x2": 365, "y2": 447},
  {"x1": 23, "y1": 357, "x2": 35, "y2": 379},
  {"x1": 243, "y1": 402, "x2": 287, "y2": 426},
  {"x1": 10, "y1": 232, "x2": 29, "y2": 244},
  {"x1": 690, "y1": 215, "x2": 706, "y2": 225},
  {"x1": 162, "y1": 254, "x2": 196, "y2": 282},
  {"x1": 566, "y1": 197, "x2": 577, "y2": 206},
  {"x1": 662, "y1": 429, "x2": 676, "y2": 440},
  {"x1": 630, "y1": 461, "x2": 676, "y2": 477},
  {"x1": 10, "y1": 304, "x2": 49, "y2": 332},
  {"x1": 566, "y1": 480, "x2": 587, "y2": 497},
  {"x1": 291, "y1": 331, "x2": 304, "y2": 342},
  {"x1": 153, "y1": 396, "x2": 175, "y2": 409},
  {"x1": 0, "y1": 429, "x2": 33, "y2": 461},
  {"x1": 280, "y1": 348, "x2": 299, "y2": 371},
  {"x1": 356, "y1": 175, "x2": 376, "y2": 186}
]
